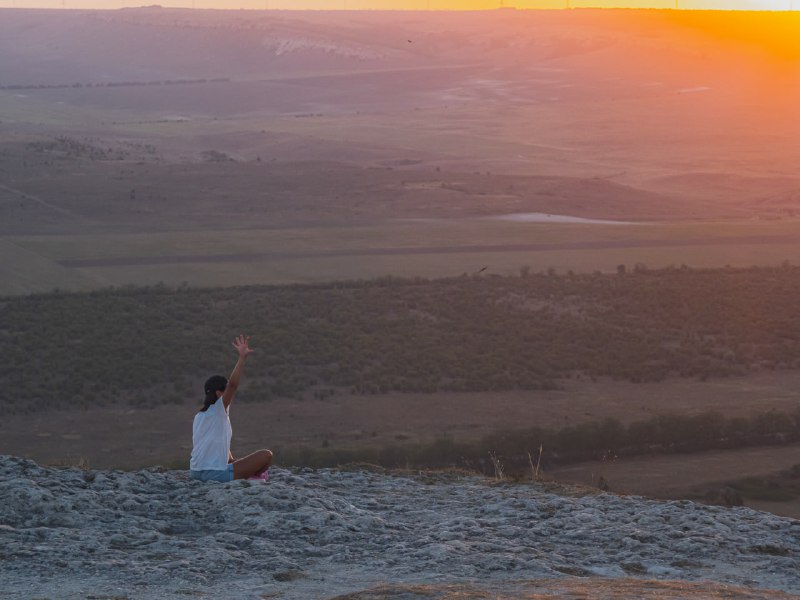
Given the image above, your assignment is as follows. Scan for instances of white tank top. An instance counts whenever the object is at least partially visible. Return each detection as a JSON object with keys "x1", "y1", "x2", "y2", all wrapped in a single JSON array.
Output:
[{"x1": 189, "y1": 399, "x2": 232, "y2": 471}]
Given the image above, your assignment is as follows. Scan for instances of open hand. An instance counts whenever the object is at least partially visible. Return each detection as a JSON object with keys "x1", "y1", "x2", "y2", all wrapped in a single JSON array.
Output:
[{"x1": 232, "y1": 334, "x2": 254, "y2": 358}]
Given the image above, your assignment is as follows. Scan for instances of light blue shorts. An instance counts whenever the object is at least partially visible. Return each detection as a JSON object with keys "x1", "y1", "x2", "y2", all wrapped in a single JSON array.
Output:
[{"x1": 190, "y1": 463, "x2": 234, "y2": 482}]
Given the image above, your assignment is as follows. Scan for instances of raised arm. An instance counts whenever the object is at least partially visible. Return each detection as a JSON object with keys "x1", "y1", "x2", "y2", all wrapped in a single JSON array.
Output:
[{"x1": 222, "y1": 334, "x2": 254, "y2": 409}]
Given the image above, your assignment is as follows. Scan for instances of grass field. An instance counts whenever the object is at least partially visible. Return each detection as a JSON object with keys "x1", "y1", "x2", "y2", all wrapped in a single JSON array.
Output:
[
  {"x1": 6, "y1": 219, "x2": 800, "y2": 295},
  {"x1": 6, "y1": 369, "x2": 800, "y2": 463},
  {"x1": 4, "y1": 370, "x2": 800, "y2": 516},
  {"x1": 4, "y1": 8, "x2": 800, "y2": 521}
]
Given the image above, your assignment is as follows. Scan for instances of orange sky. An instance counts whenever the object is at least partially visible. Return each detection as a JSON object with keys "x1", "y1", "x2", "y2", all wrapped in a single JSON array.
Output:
[{"x1": 2, "y1": 0, "x2": 798, "y2": 10}]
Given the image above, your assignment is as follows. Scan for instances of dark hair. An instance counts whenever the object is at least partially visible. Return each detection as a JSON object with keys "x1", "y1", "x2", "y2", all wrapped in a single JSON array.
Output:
[{"x1": 200, "y1": 375, "x2": 228, "y2": 412}]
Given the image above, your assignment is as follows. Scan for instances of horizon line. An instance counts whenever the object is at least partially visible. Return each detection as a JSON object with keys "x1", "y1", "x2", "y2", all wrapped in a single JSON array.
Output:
[{"x1": 0, "y1": 4, "x2": 796, "y2": 10}]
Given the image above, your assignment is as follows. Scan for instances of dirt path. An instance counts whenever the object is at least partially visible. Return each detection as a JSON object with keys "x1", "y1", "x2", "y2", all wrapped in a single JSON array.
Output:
[{"x1": 0, "y1": 182, "x2": 77, "y2": 218}]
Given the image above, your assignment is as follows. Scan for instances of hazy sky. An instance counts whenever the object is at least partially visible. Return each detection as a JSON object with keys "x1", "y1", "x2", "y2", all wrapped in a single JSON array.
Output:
[{"x1": 1, "y1": 0, "x2": 796, "y2": 10}]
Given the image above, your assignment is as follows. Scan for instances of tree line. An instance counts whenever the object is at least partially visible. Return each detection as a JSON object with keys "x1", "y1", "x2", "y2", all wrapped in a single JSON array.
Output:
[
  {"x1": 279, "y1": 407, "x2": 800, "y2": 474},
  {"x1": 3, "y1": 264, "x2": 800, "y2": 413},
  {"x1": 0, "y1": 78, "x2": 230, "y2": 91}
]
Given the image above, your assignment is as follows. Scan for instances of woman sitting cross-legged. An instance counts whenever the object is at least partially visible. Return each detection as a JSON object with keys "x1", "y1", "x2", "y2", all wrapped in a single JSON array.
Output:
[{"x1": 189, "y1": 334, "x2": 273, "y2": 482}]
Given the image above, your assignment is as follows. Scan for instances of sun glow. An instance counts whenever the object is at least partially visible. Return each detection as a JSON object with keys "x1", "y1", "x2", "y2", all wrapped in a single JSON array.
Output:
[
  {"x1": 661, "y1": 10, "x2": 800, "y2": 59},
  {"x1": 1, "y1": 0, "x2": 800, "y2": 9}
]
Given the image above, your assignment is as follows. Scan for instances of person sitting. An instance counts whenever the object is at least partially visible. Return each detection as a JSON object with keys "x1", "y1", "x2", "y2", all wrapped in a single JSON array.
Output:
[{"x1": 189, "y1": 334, "x2": 272, "y2": 482}]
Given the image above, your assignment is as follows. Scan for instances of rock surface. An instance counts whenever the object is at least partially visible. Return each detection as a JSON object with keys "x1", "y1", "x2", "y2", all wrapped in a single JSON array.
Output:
[{"x1": 0, "y1": 455, "x2": 798, "y2": 599}]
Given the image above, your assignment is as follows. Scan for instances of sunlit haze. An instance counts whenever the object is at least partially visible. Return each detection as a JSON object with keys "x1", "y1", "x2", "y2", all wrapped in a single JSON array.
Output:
[{"x1": 2, "y1": 0, "x2": 799, "y2": 10}]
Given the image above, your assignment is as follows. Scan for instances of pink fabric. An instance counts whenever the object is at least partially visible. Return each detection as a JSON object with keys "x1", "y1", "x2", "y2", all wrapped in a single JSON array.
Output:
[{"x1": 247, "y1": 470, "x2": 269, "y2": 482}]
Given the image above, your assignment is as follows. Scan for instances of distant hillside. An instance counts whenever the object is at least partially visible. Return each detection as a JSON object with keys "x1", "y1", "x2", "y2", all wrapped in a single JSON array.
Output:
[
  {"x1": 3, "y1": 8, "x2": 800, "y2": 296},
  {"x1": 2, "y1": 8, "x2": 798, "y2": 105},
  {"x1": 2, "y1": 7, "x2": 798, "y2": 213}
]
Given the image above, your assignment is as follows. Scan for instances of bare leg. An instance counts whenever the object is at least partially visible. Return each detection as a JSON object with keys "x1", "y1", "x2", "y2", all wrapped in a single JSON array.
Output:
[{"x1": 233, "y1": 449, "x2": 273, "y2": 480}]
